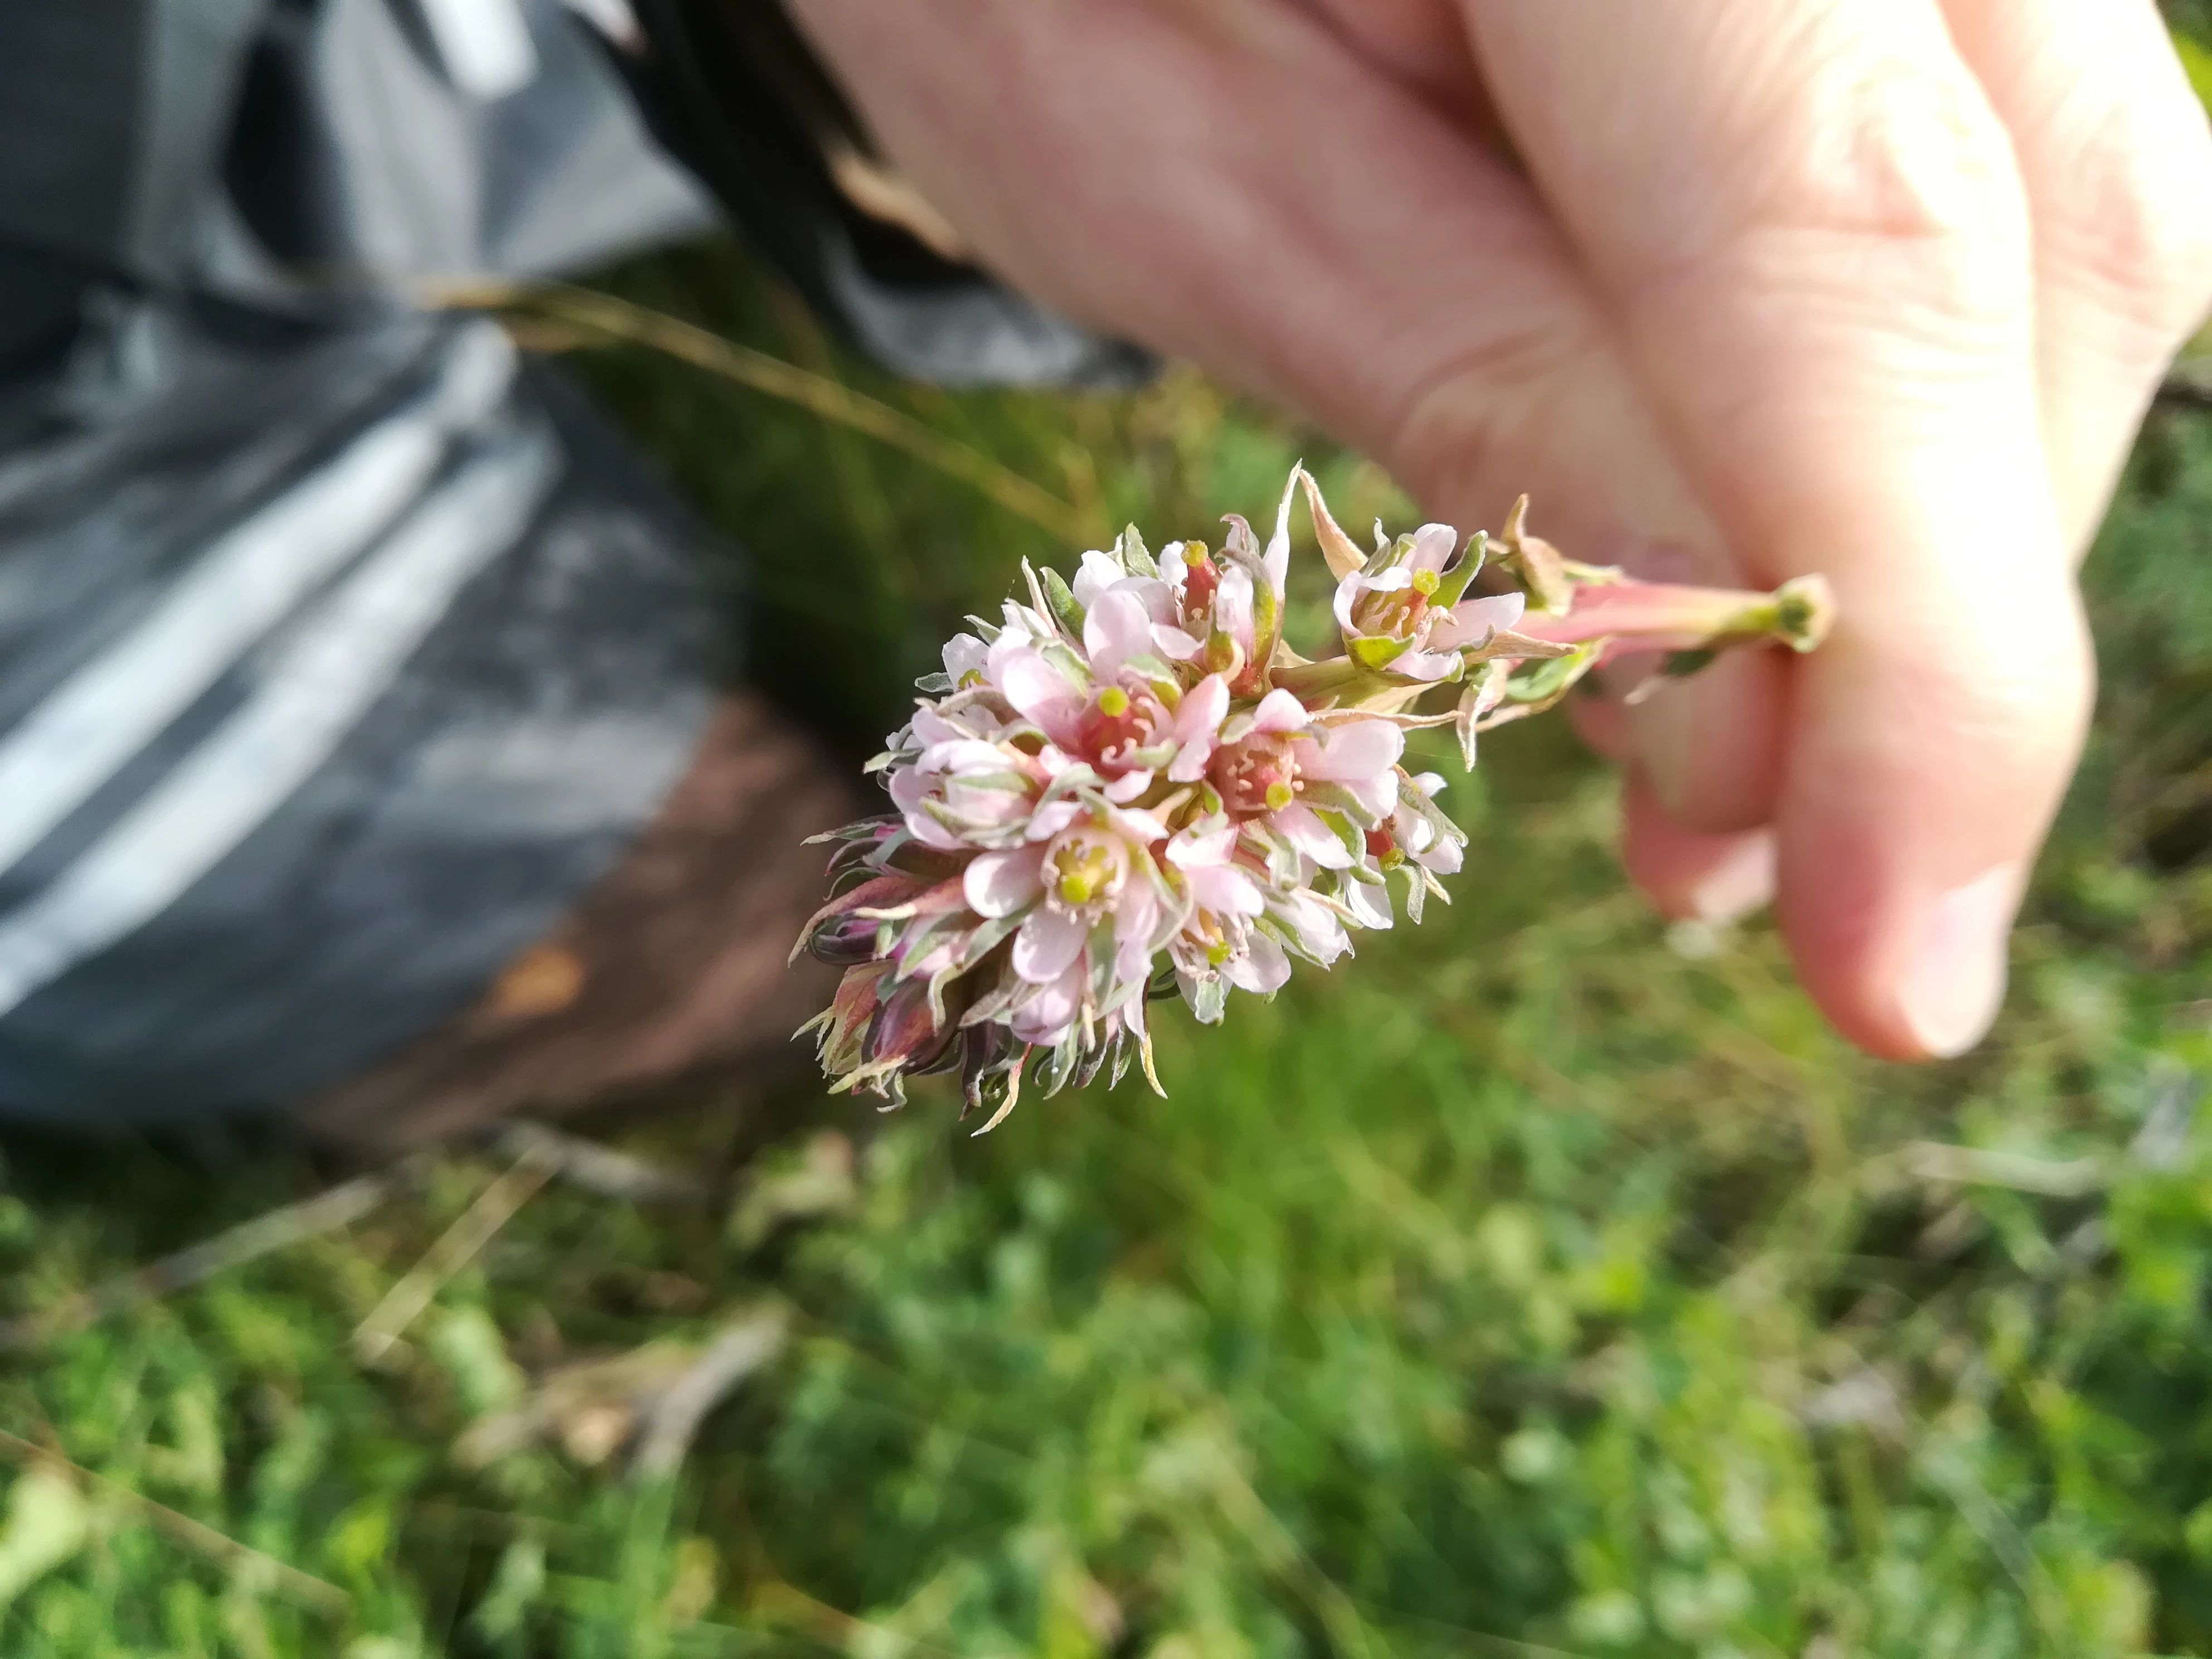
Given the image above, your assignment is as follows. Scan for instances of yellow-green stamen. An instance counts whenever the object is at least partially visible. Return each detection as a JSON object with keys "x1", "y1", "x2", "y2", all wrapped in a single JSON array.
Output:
[
  {"x1": 1050, "y1": 840, "x2": 1120, "y2": 908},
  {"x1": 1097, "y1": 686, "x2": 1131, "y2": 717}
]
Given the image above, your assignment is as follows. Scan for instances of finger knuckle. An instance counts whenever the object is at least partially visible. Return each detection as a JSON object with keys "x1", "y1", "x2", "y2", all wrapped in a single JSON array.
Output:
[
  {"x1": 1724, "y1": 48, "x2": 2031, "y2": 329},
  {"x1": 2053, "y1": 90, "x2": 2212, "y2": 337}
]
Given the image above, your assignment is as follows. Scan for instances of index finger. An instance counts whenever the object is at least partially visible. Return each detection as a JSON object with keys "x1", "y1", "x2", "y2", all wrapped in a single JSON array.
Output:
[{"x1": 1454, "y1": 0, "x2": 2091, "y2": 1057}]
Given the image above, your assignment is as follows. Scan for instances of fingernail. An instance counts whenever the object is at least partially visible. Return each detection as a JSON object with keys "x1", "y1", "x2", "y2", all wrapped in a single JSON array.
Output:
[
  {"x1": 1900, "y1": 863, "x2": 2025, "y2": 1059},
  {"x1": 1686, "y1": 830, "x2": 1776, "y2": 924},
  {"x1": 1629, "y1": 677, "x2": 1697, "y2": 819}
]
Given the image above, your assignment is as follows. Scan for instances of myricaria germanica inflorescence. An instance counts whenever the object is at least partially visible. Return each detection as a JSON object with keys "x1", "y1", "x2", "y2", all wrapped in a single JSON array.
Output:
[{"x1": 795, "y1": 469, "x2": 1832, "y2": 1131}]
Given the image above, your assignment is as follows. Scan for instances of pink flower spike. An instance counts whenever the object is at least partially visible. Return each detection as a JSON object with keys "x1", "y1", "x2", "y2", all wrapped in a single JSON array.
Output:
[{"x1": 803, "y1": 472, "x2": 1834, "y2": 1114}]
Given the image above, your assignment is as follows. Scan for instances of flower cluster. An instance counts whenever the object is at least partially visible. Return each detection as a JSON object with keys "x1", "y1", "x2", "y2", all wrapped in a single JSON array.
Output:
[{"x1": 797, "y1": 469, "x2": 1831, "y2": 1129}]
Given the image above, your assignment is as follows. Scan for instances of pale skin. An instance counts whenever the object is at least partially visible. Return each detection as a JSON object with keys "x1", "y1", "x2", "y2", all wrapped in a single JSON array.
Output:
[{"x1": 782, "y1": 0, "x2": 2212, "y2": 1061}]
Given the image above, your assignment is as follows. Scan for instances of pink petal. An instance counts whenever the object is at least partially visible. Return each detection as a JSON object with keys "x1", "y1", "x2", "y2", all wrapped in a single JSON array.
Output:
[
  {"x1": 964, "y1": 846, "x2": 1046, "y2": 918},
  {"x1": 942, "y1": 633, "x2": 989, "y2": 681},
  {"x1": 1103, "y1": 769, "x2": 1154, "y2": 803},
  {"x1": 1409, "y1": 523, "x2": 1457, "y2": 574},
  {"x1": 1083, "y1": 589, "x2": 1153, "y2": 678},
  {"x1": 1215, "y1": 565, "x2": 1254, "y2": 657},
  {"x1": 1331, "y1": 573, "x2": 1364, "y2": 638},
  {"x1": 1264, "y1": 468, "x2": 1296, "y2": 596},
  {"x1": 1394, "y1": 649, "x2": 1461, "y2": 682},
  {"x1": 919, "y1": 738, "x2": 1012, "y2": 775},
  {"x1": 1249, "y1": 688, "x2": 1309, "y2": 735},
  {"x1": 1275, "y1": 892, "x2": 1351, "y2": 964},
  {"x1": 1166, "y1": 736, "x2": 1213, "y2": 785},
  {"x1": 1010, "y1": 964, "x2": 1083, "y2": 1045},
  {"x1": 1298, "y1": 720, "x2": 1404, "y2": 783},
  {"x1": 1012, "y1": 905, "x2": 1089, "y2": 984},
  {"x1": 1073, "y1": 550, "x2": 1124, "y2": 611},
  {"x1": 1167, "y1": 674, "x2": 1231, "y2": 782},
  {"x1": 1225, "y1": 932, "x2": 1289, "y2": 994},
  {"x1": 1104, "y1": 804, "x2": 1169, "y2": 844},
  {"x1": 1117, "y1": 879, "x2": 1159, "y2": 942},
  {"x1": 1272, "y1": 803, "x2": 1352, "y2": 870},
  {"x1": 891, "y1": 768, "x2": 967, "y2": 851},
  {"x1": 1347, "y1": 880, "x2": 1394, "y2": 929},
  {"x1": 1190, "y1": 864, "x2": 1264, "y2": 918},
  {"x1": 909, "y1": 705, "x2": 962, "y2": 746},
  {"x1": 1348, "y1": 773, "x2": 1400, "y2": 819},
  {"x1": 1425, "y1": 591, "x2": 1527, "y2": 652},
  {"x1": 1168, "y1": 822, "x2": 1238, "y2": 869},
  {"x1": 1175, "y1": 672, "x2": 1230, "y2": 739},
  {"x1": 1152, "y1": 623, "x2": 1204, "y2": 661},
  {"x1": 1123, "y1": 577, "x2": 1178, "y2": 626},
  {"x1": 995, "y1": 649, "x2": 1085, "y2": 746},
  {"x1": 1024, "y1": 801, "x2": 1084, "y2": 841}
]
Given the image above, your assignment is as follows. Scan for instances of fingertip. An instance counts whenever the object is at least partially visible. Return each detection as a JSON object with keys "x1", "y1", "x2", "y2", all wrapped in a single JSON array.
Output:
[{"x1": 1777, "y1": 838, "x2": 2026, "y2": 1064}]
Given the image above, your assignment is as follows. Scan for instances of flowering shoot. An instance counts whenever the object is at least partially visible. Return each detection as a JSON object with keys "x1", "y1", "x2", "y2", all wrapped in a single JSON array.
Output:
[{"x1": 797, "y1": 470, "x2": 1832, "y2": 1129}]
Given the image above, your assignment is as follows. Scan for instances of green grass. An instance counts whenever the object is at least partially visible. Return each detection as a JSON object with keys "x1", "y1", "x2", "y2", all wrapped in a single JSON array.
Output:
[{"x1": 4, "y1": 230, "x2": 2212, "y2": 1657}]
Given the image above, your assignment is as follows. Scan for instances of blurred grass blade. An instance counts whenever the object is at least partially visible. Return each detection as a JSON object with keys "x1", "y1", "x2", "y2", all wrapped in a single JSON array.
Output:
[
  {"x1": 353, "y1": 1143, "x2": 558, "y2": 1366},
  {"x1": 0, "y1": 1166, "x2": 410, "y2": 1352},
  {"x1": 0, "y1": 1466, "x2": 85, "y2": 1605},
  {"x1": 0, "y1": 1430, "x2": 349, "y2": 1618},
  {"x1": 424, "y1": 278, "x2": 1086, "y2": 543}
]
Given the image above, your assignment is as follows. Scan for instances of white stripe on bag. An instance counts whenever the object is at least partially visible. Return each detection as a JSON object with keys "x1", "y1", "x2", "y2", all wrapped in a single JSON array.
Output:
[
  {"x1": 0, "y1": 321, "x2": 516, "y2": 883},
  {"x1": 0, "y1": 424, "x2": 560, "y2": 1018}
]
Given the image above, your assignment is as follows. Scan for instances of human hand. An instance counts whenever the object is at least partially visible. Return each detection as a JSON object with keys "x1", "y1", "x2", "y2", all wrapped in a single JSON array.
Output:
[{"x1": 783, "y1": 0, "x2": 2212, "y2": 1059}]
